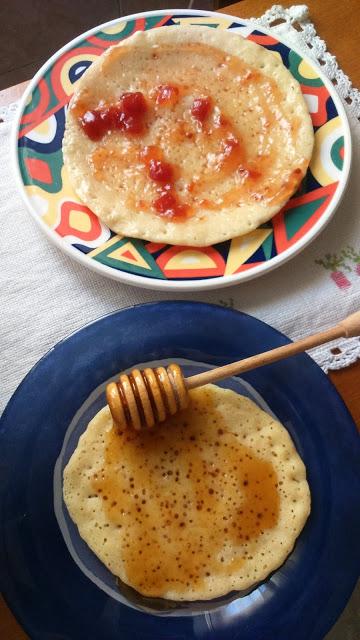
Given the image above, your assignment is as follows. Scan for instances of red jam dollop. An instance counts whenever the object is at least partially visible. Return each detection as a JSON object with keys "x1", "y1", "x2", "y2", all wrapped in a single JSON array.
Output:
[
  {"x1": 153, "y1": 191, "x2": 189, "y2": 218},
  {"x1": 154, "y1": 84, "x2": 180, "y2": 106},
  {"x1": 80, "y1": 110, "x2": 107, "y2": 141},
  {"x1": 79, "y1": 91, "x2": 148, "y2": 140},
  {"x1": 120, "y1": 91, "x2": 148, "y2": 115},
  {"x1": 191, "y1": 96, "x2": 212, "y2": 123},
  {"x1": 140, "y1": 145, "x2": 189, "y2": 219},
  {"x1": 148, "y1": 159, "x2": 174, "y2": 183}
]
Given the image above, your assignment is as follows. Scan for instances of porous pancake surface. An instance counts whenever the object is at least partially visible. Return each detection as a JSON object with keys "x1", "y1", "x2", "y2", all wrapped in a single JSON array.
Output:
[
  {"x1": 63, "y1": 385, "x2": 311, "y2": 600},
  {"x1": 63, "y1": 26, "x2": 314, "y2": 246}
]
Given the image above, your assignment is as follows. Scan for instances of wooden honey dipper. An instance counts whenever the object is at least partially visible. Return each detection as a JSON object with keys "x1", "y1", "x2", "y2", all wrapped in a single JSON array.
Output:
[{"x1": 106, "y1": 310, "x2": 360, "y2": 430}]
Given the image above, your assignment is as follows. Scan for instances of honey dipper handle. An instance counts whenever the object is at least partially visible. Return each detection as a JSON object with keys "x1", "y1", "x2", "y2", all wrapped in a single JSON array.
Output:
[
  {"x1": 338, "y1": 310, "x2": 360, "y2": 337},
  {"x1": 185, "y1": 311, "x2": 360, "y2": 390}
]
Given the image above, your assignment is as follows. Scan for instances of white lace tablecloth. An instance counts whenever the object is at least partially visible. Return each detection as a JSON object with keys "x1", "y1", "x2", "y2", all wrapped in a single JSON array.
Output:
[{"x1": 0, "y1": 5, "x2": 359, "y2": 639}]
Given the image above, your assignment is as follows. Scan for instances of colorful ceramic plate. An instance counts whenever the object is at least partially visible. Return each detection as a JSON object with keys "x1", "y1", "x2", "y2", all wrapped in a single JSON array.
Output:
[
  {"x1": 1, "y1": 302, "x2": 359, "y2": 640},
  {"x1": 13, "y1": 10, "x2": 351, "y2": 291}
]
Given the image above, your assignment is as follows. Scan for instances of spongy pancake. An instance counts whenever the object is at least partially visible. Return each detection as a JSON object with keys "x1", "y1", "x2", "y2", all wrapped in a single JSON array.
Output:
[
  {"x1": 63, "y1": 385, "x2": 311, "y2": 600},
  {"x1": 62, "y1": 26, "x2": 314, "y2": 246}
]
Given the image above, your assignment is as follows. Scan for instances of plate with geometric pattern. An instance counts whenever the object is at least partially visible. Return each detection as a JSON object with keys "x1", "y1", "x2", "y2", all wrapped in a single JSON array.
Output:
[{"x1": 12, "y1": 9, "x2": 351, "y2": 291}]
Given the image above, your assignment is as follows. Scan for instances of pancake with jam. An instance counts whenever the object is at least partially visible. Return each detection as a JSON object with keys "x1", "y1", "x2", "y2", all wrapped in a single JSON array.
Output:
[
  {"x1": 63, "y1": 385, "x2": 310, "y2": 600},
  {"x1": 62, "y1": 26, "x2": 314, "y2": 247}
]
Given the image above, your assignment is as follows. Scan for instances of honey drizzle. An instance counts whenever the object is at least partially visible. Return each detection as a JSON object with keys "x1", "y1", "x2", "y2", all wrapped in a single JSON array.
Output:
[{"x1": 92, "y1": 389, "x2": 279, "y2": 597}]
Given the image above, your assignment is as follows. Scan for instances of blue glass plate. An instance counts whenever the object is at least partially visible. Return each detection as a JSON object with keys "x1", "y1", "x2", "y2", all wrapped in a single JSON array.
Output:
[{"x1": 1, "y1": 302, "x2": 359, "y2": 640}]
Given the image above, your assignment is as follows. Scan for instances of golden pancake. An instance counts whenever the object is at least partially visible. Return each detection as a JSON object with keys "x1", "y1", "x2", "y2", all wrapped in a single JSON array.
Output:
[
  {"x1": 63, "y1": 385, "x2": 310, "y2": 600},
  {"x1": 63, "y1": 26, "x2": 314, "y2": 247}
]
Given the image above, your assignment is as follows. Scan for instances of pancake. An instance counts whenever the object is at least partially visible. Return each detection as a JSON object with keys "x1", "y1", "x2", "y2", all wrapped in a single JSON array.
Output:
[
  {"x1": 62, "y1": 26, "x2": 314, "y2": 247},
  {"x1": 63, "y1": 385, "x2": 311, "y2": 600}
]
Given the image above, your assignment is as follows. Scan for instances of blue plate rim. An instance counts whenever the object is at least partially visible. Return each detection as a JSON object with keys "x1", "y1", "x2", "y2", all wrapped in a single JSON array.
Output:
[{"x1": 0, "y1": 300, "x2": 356, "y2": 425}]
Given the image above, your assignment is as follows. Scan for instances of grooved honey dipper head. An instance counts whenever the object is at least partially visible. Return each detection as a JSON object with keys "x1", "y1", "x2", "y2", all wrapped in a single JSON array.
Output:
[{"x1": 106, "y1": 363, "x2": 189, "y2": 430}]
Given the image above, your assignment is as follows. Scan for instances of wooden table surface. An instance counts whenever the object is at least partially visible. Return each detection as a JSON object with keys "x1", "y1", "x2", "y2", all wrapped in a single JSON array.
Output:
[{"x1": 1, "y1": 1, "x2": 359, "y2": 638}]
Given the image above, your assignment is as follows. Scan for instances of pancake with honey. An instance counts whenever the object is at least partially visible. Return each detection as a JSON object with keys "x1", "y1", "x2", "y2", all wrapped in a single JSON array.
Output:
[
  {"x1": 63, "y1": 385, "x2": 310, "y2": 600},
  {"x1": 63, "y1": 26, "x2": 314, "y2": 246}
]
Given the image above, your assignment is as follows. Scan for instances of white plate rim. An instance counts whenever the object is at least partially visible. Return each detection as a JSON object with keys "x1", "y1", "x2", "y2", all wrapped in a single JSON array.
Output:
[{"x1": 11, "y1": 8, "x2": 352, "y2": 292}]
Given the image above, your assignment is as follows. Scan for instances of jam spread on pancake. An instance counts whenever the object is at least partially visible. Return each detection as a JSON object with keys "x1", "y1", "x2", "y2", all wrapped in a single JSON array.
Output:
[
  {"x1": 219, "y1": 136, "x2": 244, "y2": 175},
  {"x1": 148, "y1": 159, "x2": 173, "y2": 183},
  {"x1": 92, "y1": 388, "x2": 280, "y2": 597},
  {"x1": 153, "y1": 191, "x2": 190, "y2": 219},
  {"x1": 74, "y1": 42, "x2": 306, "y2": 222},
  {"x1": 141, "y1": 145, "x2": 191, "y2": 219},
  {"x1": 79, "y1": 91, "x2": 148, "y2": 141},
  {"x1": 154, "y1": 84, "x2": 180, "y2": 106},
  {"x1": 191, "y1": 96, "x2": 212, "y2": 123}
]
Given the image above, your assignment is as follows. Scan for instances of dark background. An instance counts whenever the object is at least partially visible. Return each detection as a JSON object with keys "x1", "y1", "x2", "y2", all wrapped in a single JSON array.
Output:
[{"x1": 0, "y1": 0, "x2": 234, "y2": 90}]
